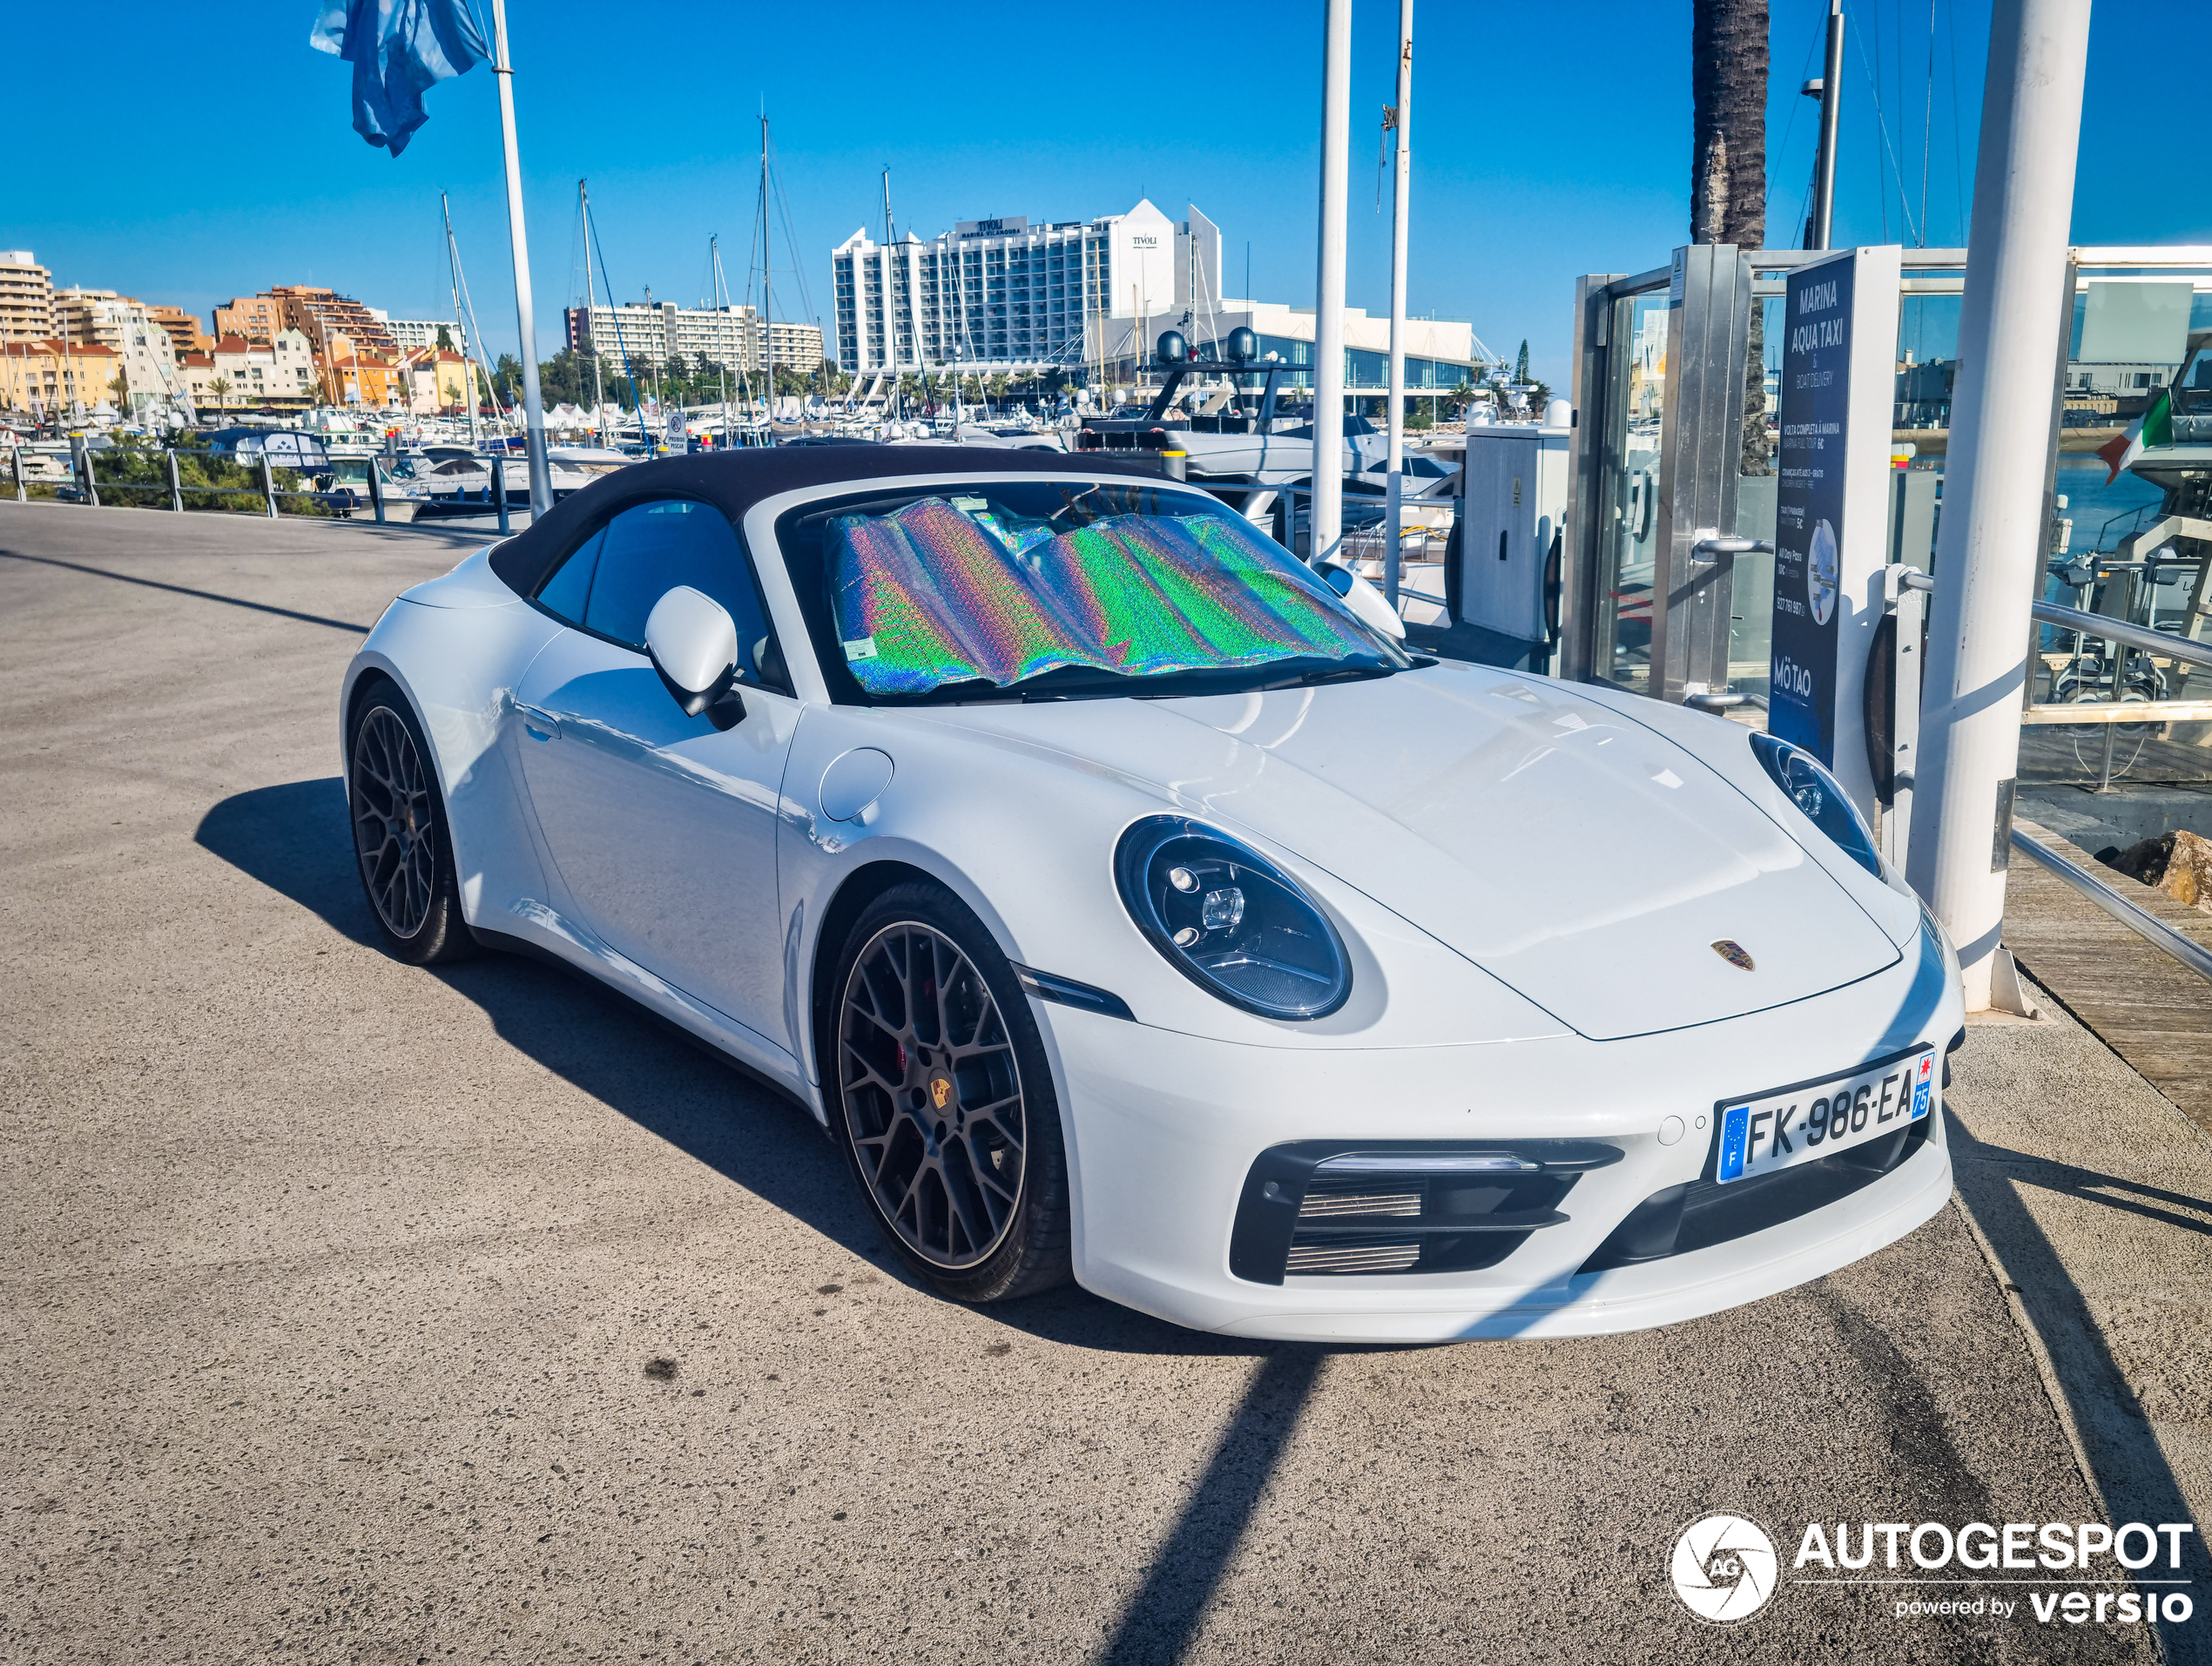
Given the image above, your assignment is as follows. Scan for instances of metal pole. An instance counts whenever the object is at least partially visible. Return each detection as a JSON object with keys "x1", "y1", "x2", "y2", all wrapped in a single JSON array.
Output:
[
  {"x1": 75, "y1": 435, "x2": 98, "y2": 508},
  {"x1": 369, "y1": 458, "x2": 386, "y2": 524},
  {"x1": 1812, "y1": 1, "x2": 1844, "y2": 249},
  {"x1": 493, "y1": 450, "x2": 509, "y2": 535},
  {"x1": 488, "y1": 0, "x2": 551, "y2": 517},
  {"x1": 1384, "y1": 0, "x2": 1413, "y2": 610},
  {"x1": 1905, "y1": 0, "x2": 2092, "y2": 1012},
  {"x1": 1311, "y1": 0, "x2": 1352, "y2": 567},
  {"x1": 165, "y1": 447, "x2": 181, "y2": 512},
  {"x1": 11, "y1": 442, "x2": 24, "y2": 502},
  {"x1": 762, "y1": 111, "x2": 773, "y2": 443},
  {"x1": 260, "y1": 452, "x2": 277, "y2": 518}
]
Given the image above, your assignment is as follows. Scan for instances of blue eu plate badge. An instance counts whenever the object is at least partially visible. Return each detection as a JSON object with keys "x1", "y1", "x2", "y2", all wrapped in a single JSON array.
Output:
[
  {"x1": 1912, "y1": 1052, "x2": 1934, "y2": 1121},
  {"x1": 1718, "y1": 1105, "x2": 1751, "y2": 1182}
]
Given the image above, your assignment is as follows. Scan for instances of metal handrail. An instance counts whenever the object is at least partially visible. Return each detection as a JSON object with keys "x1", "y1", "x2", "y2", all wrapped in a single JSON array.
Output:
[
  {"x1": 2031, "y1": 595, "x2": 2207, "y2": 666},
  {"x1": 1896, "y1": 567, "x2": 2212, "y2": 717},
  {"x1": 2012, "y1": 829, "x2": 2212, "y2": 987},
  {"x1": 1905, "y1": 566, "x2": 2201, "y2": 664}
]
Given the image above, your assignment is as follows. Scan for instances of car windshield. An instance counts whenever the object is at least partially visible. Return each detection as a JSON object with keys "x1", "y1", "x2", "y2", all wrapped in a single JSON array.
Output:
[{"x1": 779, "y1": 480, "x2": 1413, "y2": 705}]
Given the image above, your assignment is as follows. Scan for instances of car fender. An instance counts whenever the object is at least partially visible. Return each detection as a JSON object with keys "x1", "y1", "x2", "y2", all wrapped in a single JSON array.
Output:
[
  {"x1": 777, "y1": 704, "x2": 1573, "y2": 1089},
  {"x1": 340, "y1": 583, "x2": 563, "y2": 934}
]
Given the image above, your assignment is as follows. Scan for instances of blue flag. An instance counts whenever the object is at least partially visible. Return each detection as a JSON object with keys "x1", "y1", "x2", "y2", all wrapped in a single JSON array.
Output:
[{"x1": 310, "y1": 0, "x2": 489, "y2": 158}]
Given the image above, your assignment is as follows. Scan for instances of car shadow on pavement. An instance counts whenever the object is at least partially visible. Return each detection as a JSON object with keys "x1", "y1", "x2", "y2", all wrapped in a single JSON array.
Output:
[
  {"x1": 189, "y1": 778, "x2": 1550, "y2": 1661},
  {"x1": 1947, "y1": 1124, "x2": 2212, "y2": 1239},
  {"x1": 193, "y1": 778, "x2": 1282, "y2": 1371},
  {"x1": 1947, "y1": 1110, "x2": 2212, "y2": 1666},
  {"x1": 195, "y1": 777, "x2": 385, "y2": 948},
  {"x1": 0, "y1": 547, "x2": 378, "y2": 633}
]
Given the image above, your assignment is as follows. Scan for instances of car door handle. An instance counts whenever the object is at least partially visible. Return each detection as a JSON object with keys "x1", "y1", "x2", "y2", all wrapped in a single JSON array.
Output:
[{"x1": 515, "y1": 699, "x2": 561, "y2": 741}]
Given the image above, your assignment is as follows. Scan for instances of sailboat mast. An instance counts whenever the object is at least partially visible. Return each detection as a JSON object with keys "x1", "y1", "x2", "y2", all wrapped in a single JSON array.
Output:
[
  {"x1": 443, "y1": 192, "x2": 478, "y2": 450},
  {"x1": 760, "y1": 111, "x2": 772, "y2": 436},
  {"x1": 711, "y1": 233, "x2": 727, "y2": 436},
  {"x1": 580, "y1": 181, "x2": 604, "y2": 430}
]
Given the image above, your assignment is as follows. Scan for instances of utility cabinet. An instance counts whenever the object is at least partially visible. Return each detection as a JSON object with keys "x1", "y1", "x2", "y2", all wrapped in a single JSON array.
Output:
[{"x1": 1450, "y1": 421, "x2": 1571, "y2": 669}]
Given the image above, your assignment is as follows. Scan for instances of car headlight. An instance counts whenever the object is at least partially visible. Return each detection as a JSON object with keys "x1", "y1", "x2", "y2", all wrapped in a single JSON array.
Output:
[
  {"x1": 1750, "y1": 732, "x2": 1881, "y2": 876},
  {"x1": 1114, "y1": 816, "x2": 1352, "y2": 1020}
]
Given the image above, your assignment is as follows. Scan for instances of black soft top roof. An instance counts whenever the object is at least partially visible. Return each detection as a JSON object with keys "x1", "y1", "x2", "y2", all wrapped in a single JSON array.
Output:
[{"x1": 486, "y1": 443, "x2": 1161, "y2": 598}]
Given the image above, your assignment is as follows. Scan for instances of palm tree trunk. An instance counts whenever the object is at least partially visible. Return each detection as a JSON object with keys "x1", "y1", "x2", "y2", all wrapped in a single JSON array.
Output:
[{"x1": 1691, "y1": 0, "x2": 1772, "y2": 475}]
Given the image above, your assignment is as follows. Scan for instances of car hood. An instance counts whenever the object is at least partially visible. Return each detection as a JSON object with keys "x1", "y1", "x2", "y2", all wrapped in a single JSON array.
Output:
[{"x1": 932, "y1": 664, "x2": 1899, "y2": 1040}]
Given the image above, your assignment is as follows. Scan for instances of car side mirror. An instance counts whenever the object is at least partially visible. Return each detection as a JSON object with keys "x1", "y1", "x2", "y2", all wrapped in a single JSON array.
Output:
[
  {"x1": 1315, "y1": 561, "x2": 1407, "y2": 641},
  {"x1": 644, "y1": 585, "x2": 747, "y2": 730}
]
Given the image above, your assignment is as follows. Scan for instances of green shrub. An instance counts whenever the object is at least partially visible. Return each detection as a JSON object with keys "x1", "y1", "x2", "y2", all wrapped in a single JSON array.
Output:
[{"x1": 84, "y1": 433, "x2": 334, "y2": 516}]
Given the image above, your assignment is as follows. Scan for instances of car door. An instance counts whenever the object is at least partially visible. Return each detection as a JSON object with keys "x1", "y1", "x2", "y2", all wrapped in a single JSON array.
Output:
[{"x1": 509, "y1": 496, "x2": 803, "y2": 1052}]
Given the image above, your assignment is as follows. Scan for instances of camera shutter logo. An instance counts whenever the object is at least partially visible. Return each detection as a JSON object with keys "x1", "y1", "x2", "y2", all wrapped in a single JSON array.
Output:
[{"x1": 1670, "y1": 1514, "x2": 1778, "y2": 1622}]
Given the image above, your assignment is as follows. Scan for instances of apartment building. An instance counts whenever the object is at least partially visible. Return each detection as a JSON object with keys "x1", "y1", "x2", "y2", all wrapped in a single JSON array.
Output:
[
  {"x1": 381, "y1": 317, "x2": 462, "y2": 352},
  {"x1": 273, "y1": 287, "x2": 399, "y2": 358},
  {"x1": 185, "y1": 329, "x2": 320, "y2": 412},
  {"x1": 212, "y1": 287, "x2": 399, "y2": 360},
  {"x1": 47, "y1": 288, "x2": 202, "y2": 410},
  {"x1": 51, "y1": 287, "x2": 133, "y2": 350},
  {"x1": 0, "y1": 339, "x2": 120, "y2": 414},
  {"x1": 830, "y1": 199, "x2": 1222, "y2": 374},
  {"x1": 148, "y1": 305, "x2": 212, "y2": 356},
  {"x1": 402, "y1": 347, "x2": 475, "y2": 414},
  {"x1": 563, "y1": 300, "x2": 822, "y2": 375},
  {"x1": 1, "y1": 251, "x2": 56, "y2": 342},
  {"x1": 212, "y1": 293, "x2": 280, "y2": 346}
]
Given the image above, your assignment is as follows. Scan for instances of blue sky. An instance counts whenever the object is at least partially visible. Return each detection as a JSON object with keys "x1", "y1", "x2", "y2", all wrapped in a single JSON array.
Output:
[{"x1": 3, "y1": 1, "x2": 2204, "y2": 385}]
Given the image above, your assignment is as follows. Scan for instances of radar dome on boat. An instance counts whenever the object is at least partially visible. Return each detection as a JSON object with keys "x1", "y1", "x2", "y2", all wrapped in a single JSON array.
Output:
[
  {"x1": 1224, "y1": 327, "x2": 1258, "y2": 364},
  {"x1": 1155, "y1": 330, "x2": 1188, "y2": 366}
]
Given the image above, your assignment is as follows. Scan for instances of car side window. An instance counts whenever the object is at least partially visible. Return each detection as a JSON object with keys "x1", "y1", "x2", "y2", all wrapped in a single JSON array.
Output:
[
  {"x1": 580, "y1": 499, "x2": 775, "y2": 678},
  {"x1": 534, "y1": 526, "x2": 605, "y2": 624}
]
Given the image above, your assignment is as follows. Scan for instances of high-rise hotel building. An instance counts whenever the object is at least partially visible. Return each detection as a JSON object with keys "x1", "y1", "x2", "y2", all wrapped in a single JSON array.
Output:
[{"x1": 831, "y1": 199, "x2": 1222, "y2": 375}]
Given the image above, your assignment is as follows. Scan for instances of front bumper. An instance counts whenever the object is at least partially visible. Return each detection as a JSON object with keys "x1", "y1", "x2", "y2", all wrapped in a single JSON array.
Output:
[{"x1": 1039, "y1": 926, "x2": 1961, "y2": 1343}]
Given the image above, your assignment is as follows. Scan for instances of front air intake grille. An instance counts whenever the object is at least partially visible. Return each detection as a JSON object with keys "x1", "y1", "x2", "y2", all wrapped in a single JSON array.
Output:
[
  {"x1": 1229, "y1": 1140, "x2": 1623, "y2": 1285},
  {"x1": 1579, "y1": 1116, "x2": 1932, "y2": 1275},
  {"x1": 1285, "y1": 1237, "x2": 1423, "y2": 1275},
  {"x1": 1298, "y1": 1183, "x2": 1422, "y2": 1218}
]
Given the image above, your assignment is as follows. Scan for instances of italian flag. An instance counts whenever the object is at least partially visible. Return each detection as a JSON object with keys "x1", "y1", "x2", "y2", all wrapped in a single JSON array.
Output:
[{"x1": 2098, "y1": 386, "x2": 2173, "y2": 484}]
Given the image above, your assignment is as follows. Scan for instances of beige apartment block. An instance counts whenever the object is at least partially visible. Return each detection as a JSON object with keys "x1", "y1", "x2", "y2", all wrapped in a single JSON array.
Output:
[
  {"x1": 0, "y1": 339, "x2": 122, "y2": 415},
  {"x1": 2, "y1": 252, "x2": 57, "y2": 342},
  {"x1": 147, "y1": 305, "x2": 212, "y2": 356},
  {"x1": 192, "y1": 328, "x2": 318, "y2": 412},
  {"x1": 404, "y1": 346, "x2": 476, "y2": 414},
  {"x1": 212, "y1": 293, "x2": 280, "y2": 346}
]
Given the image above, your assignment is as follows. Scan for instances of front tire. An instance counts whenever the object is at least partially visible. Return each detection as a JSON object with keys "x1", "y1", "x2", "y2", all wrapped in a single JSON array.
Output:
[
  {"x1": 347, "y1": 681, "x2": 475, "y2": 965},
  {"x1": 828, "y1": 882, "x2": 1071, "y2": 1303}
]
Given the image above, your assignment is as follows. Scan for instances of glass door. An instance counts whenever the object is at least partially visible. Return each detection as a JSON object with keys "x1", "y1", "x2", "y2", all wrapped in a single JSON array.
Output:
[{"x1": 1591, "y1": 291, "x2": 1671, "y2": 695}]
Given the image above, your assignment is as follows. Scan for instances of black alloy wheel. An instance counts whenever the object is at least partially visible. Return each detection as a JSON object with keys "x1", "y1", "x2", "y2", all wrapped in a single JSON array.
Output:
[
  {"x1": 347, "y1": 684, "x2": 475, "y2": 965},
  {"x1": 831, "y1": 883, "x2": 1069, "y2": 1302}
]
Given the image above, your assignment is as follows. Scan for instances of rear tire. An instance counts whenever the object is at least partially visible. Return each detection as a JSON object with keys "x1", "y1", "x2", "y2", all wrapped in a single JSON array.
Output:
[
  {"x1": 826, "y1": 881, "x2": 1071, "y2": 1304},
  {"x1": 347, "y1": 680, "x2": 476, "y2": 966}
]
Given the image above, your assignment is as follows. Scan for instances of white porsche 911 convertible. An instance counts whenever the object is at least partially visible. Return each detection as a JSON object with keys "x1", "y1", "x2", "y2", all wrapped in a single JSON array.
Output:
[{"x1": 341, "y1": 447, "x2": 1963, "y2": 1342}]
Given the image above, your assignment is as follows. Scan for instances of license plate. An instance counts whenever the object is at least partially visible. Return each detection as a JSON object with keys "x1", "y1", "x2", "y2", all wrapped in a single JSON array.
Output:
[{"x1": 1715, "y1": 1045, "x2": 1935, "y2": 1184}]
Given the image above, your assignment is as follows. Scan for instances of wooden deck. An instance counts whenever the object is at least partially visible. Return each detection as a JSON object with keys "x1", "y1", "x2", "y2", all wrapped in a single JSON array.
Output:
[{"x1": 2005, "y1": 818, "x2": 2212, "y2": 1133}]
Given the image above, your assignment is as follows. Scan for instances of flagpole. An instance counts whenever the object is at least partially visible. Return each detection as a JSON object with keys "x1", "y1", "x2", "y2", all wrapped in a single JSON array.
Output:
[
  {"x1": 1383, "y1": 0, "x2": 1413, "y2": 611},
  {"x1": 488, "y1": 0, "x2": 550, "y2": 516},
  {"x1": 1311, "y1": 0, "x2": 1352, "y2": 567}
]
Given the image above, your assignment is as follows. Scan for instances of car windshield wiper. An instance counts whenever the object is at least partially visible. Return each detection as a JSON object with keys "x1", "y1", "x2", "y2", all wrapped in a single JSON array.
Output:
[{"x1": 1244, "y1": 659, "x2": 1414, "y2": 692}]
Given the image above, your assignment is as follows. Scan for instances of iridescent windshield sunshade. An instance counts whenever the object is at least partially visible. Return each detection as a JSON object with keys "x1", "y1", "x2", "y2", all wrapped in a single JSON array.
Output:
[{"x1": 828, "y1": 497, "x2": 1375, "y2": 696}]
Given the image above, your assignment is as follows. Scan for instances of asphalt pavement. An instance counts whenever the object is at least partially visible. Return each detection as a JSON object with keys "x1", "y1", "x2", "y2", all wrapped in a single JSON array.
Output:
[{"x1": 0, "y1": 499, "x2": 2187, "y2": 1663}]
